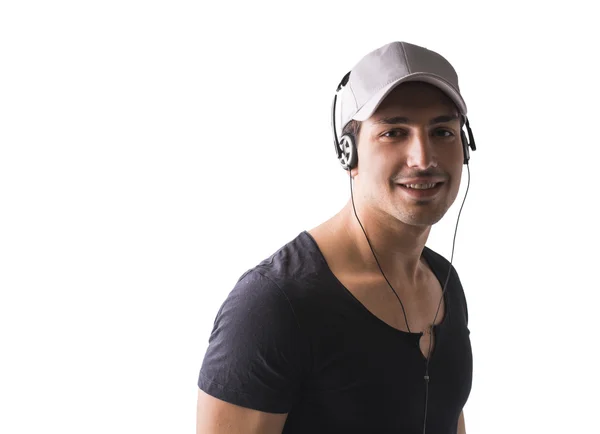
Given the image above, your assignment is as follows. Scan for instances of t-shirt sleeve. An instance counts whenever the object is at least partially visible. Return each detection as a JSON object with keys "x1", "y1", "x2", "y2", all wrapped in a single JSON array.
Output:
[
  {"x1": 198, "y1": 269, "x2": 307, "y2": 414},
  {"x1": 452, "y1": 264, "x2": 468, "y2": 326}
]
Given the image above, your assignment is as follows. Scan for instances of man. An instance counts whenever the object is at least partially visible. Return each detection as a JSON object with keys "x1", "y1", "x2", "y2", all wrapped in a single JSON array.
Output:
[{"x1": 197, "y1": 41, "x2": 475, "y2": 433}]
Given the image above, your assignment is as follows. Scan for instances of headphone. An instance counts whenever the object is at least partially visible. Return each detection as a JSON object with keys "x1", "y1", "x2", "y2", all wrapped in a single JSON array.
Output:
[
  {"x1": 331, "y1": 71, "x2": 477, "y2": 170},
  {"x1": 330, "y1": 71, "x2": 476, "y2": 434}
]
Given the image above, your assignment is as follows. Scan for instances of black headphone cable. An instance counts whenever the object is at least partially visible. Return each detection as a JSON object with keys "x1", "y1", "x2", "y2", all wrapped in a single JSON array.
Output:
[{"x1": 348, "y1": 161, "x2": 471, "y2": 434}]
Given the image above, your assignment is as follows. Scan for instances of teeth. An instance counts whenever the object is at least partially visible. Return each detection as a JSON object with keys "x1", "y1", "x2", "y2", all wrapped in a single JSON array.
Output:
[{"x1": 404, "y1": 183, "x2": 437, "y2": 189}]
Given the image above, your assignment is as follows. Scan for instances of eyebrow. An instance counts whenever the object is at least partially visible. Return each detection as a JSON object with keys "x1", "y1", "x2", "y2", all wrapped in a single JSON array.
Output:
[{"x1": 373, "y1": 114, "x2": 460, "y2": 126}]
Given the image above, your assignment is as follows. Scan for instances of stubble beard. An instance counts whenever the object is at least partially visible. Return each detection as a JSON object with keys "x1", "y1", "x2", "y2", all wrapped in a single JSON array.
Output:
[{"x1": 390, "y1": 186, "x2": 456, "y2": 227}]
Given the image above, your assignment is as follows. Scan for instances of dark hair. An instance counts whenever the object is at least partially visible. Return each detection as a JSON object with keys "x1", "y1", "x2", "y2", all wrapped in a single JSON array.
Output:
[{"x1": 341, "y1": 120, "x2": 361, "y2": 144}]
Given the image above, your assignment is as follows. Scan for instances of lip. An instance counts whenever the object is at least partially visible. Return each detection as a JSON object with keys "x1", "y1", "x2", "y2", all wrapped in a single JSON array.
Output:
[
  {"x1": 397, "y1": 182, "x2": 444, "y2": 199},
  {"x1": 396, "y1": 177, "x2": 446, "y2": 184}
]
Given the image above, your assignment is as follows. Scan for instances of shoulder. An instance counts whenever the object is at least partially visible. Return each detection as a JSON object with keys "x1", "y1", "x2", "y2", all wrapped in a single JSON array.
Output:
[
  {"x1": 234, "y1": 231, "x2": 332, "y2": 305},
  {"x1": 216, "y1": 231, "x2": 329, "y2": 329},
  {"x1": 423, "y1": 246, "x2": 461, "y2": 280},
  {"x1": 253, "y1": 231, "x2": 327, "y2": 282},
  {"x1": 216, "y1": 268, "x2": 299, "y2": 334}
]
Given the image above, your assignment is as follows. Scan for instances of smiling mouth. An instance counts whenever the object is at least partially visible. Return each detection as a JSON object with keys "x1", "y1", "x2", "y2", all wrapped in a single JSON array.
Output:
[
  {"x1": 397, "y1": 182, "x2": 444, "y2": 197},
  {"x1": 399, "y1": 182, "x2": 441, "y2": 190},
  {"x1": 398, "y1": 182, "x2": 443, "y2": 190}
]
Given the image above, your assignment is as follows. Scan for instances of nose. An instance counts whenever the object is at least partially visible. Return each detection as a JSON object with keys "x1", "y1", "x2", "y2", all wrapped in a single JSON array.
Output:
[{"x1": 405, "y1": 129, "x2": 437, "y2": 169}]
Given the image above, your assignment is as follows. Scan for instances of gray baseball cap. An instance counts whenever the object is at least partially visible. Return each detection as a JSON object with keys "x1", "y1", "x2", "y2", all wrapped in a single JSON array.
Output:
[{"x1": 339, "y1": 41, "x2": 467, "y2": 130}]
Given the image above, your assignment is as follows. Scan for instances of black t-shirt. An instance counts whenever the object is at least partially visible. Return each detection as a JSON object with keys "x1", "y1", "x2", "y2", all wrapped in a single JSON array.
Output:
[{"x1": 198, "y1": 231, "x2": 472, "y2": 433}]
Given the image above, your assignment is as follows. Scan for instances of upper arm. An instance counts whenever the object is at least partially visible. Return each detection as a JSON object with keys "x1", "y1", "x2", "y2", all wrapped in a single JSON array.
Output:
[
  {"x1": 196, "y1": 388, "x2": 288, "y2": 434},
  {"x1": 458, "y1": 409, "x2": 466, "y2": 434},
  {"x1": 197, "y1": 270, "x2": 307, "y2": 416}
]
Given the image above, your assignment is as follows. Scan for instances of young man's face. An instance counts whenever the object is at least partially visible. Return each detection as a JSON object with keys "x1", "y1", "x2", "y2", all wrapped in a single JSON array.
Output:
[{"x1": 352, "y1": 81, "x2": 464, "y2": 228}]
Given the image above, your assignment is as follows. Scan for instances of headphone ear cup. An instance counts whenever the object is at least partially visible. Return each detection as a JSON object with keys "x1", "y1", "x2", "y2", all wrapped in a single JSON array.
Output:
[
  {"x1": 338, "y1": 134, "x2": 357, "y2": 170},
  {"x1": 461, "y1": 130, "x2": 470, "y2": 165}
]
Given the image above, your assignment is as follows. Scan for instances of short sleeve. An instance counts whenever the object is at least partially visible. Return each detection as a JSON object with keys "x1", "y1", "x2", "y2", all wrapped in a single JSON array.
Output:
[
  {"x1": 198, "y1": 269, "x2": 307, "y2": 414},
  {"x1": 453, "y1": 265, "x2": 468, "y2": 326}
]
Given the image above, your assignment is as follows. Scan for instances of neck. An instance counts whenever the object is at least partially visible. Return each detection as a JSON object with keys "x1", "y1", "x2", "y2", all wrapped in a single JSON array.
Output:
[{"x1": 339, "y1": 200, "x2": 431, "y2": 286}]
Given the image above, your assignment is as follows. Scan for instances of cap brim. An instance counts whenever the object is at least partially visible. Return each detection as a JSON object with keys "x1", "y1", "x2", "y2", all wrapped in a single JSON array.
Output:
[{"x1": 352, "y1": 73, "x2": 468, "y2": 121}]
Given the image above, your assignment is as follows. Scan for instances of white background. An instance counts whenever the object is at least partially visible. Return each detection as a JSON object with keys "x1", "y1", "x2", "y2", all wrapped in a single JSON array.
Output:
[{"x1": 1, "y1": 1, "x2": 598, "y2": 433}]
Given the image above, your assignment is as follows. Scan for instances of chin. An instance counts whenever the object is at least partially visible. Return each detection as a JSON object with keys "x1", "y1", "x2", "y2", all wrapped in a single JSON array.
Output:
[
  {"x1": 403, "y1": 215, "x2": 445, "y2": 227},
  {"x1": 394, "y1": 205, "x2": 449, "y2": 227},
  {"x1": 391, "y1": 186, "x2": 457, "y2": 225}
]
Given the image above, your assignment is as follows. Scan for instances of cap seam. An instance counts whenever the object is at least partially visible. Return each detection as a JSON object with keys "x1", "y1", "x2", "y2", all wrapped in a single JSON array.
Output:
[
  {"x1": 342, "y1": 81, "x2": 360, "y2": 127},
  {"x1": 399, "y1": 42, "x2": 412, "y2": 73},
  {"x1": 348, "y1": 81, "x2": 359, "y2": 112}
]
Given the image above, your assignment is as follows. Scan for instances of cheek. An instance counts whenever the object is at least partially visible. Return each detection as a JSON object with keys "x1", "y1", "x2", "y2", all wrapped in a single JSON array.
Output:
[
  {"x1": 442, "y1": 145, "x2": 464, "y2": 180},
  {"x1": 454, "y1": 161, "x2": 464, "y2": 179},
  {"x1": 357, "y1": 147, "x2": 395, "y2": 176},
  {"x1": 448, "y1": 167, "x2": 463, "y2": 197}
]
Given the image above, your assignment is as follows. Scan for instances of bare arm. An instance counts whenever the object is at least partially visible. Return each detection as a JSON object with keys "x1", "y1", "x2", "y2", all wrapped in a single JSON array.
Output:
[
  {"x1": 457, "y1": 409, "x2": 466, "y2": 434},
  {"x1": 196, "y1": 388, "x2": 288, "y2": 434}
]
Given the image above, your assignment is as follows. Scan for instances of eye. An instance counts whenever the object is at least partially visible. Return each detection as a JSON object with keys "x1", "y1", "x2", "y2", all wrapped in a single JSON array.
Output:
[
  {"x1": 434, "y1": 129, "x2": 455, "y2": 138},
  {"x1": 381, "y1": 129, "x2": 407, "y2": 138}
]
